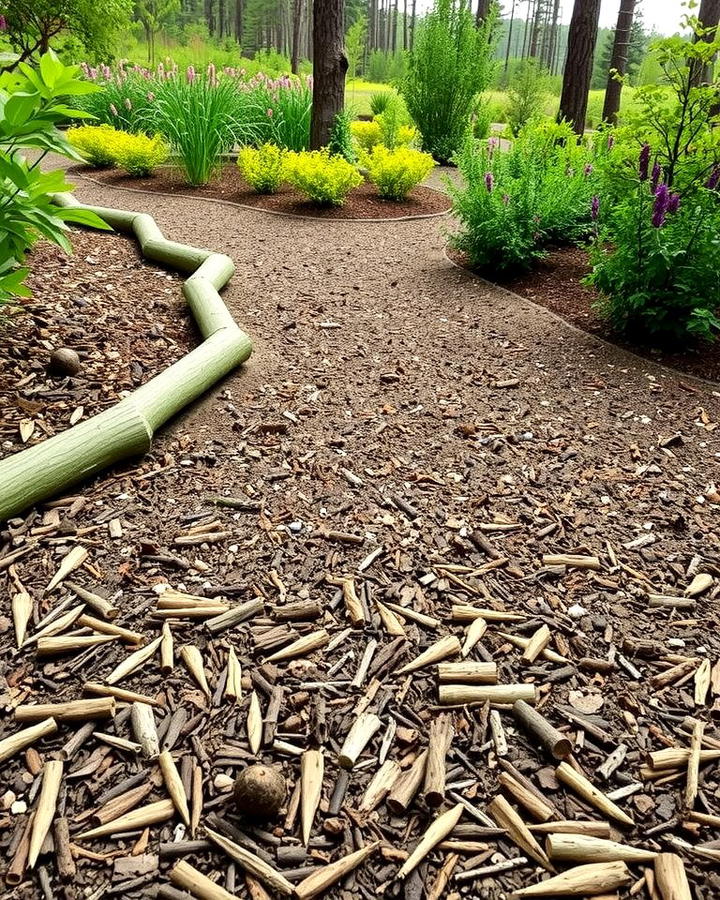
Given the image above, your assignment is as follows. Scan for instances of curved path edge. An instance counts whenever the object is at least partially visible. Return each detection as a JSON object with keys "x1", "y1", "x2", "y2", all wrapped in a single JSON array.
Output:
[{"x1": 0, "y1": 194, "x2": 253, "y2": 523}]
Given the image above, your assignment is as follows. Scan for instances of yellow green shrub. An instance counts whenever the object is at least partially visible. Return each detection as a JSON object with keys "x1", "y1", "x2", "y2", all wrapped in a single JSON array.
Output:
[
  {"x1": 284, "y1": 150, "x2": 363, "y2": 206},
  {"x1": 350, "y1": 120, "x2": 382, "y2": 153},
  {"x1": 67, "y1": 125, "x2": 168, "y2": 176},
  {"x1": 365, "y1": 146, "x2": 435, "y2": 201},
  {"x1": 67, "y1": 123, "x2": 120, "y2": 167},
  {"x1": 237, "y1": 143, "x2": 286, "y2": 194}
]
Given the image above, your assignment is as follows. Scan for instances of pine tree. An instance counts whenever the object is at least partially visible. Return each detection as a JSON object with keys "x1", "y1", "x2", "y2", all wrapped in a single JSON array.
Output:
[{"x1": 558, "y1": 0, "x2": 602, "y2": 134}]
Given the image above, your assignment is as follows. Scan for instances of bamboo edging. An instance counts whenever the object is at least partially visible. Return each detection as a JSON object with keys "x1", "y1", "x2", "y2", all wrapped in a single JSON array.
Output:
[
  {"x1": 511, "y1": 861, "x2": 632, "y2": 897},
  {"x1": 0, "y1": 195, "x2": 252, "y2": 522}
]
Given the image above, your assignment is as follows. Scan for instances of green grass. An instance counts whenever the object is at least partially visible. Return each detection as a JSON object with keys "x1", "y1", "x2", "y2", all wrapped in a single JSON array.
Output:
[{"x1": 345, "y1": 79, "x2": 394, "y2": 117}]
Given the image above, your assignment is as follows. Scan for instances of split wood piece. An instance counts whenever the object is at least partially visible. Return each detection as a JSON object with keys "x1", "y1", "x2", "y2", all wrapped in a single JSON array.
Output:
[
  {"x1": 488, "y1": 794, "x2": 553, "y2": 871},
  {"x1": 529, "y1": 820, "x2": 611, "y2": 838},
  {"x1": 461, "y1": 616, "x2": 487, "y2": 657},
  {"x1": 191, "y1": 763, "x2": 202, "y2": 837},
  {"x1": 383, "y1": 601, "x2": 440, "y2": 629},
  {"x1": 685, "y1": 809, "x2": 720, "y2": 828},
  {"x1": 647, "y1": 747, "x2": 720, "y2": 771},
  {"x1": 272, "y1": 599, "x2": 323, "y2": 622},
  {"x1": 338, "y1": 712, "x2": 382, "y2": 769},
  {"x1": 647, "y1": 595, "x2": 696, "y2": 610},
  {"x1": 360, "y1": 760, "x2": 401, "y2": 812},
  {"x1": 107, "y1": 635, "x2": 163, "y2": 684},
  {"x1": 12, "y1": 580, "x2": 32, "y2": 648},
  {"x1": 547, "y1": 833, "x2": 658, "y2": 863},
  {"x1": 423, "y1": 713, "x2": 454, "y2": 808},
  {"x1": 498, "y1": 772, "x2": 555, "y2": 823},
  {"x1": 154, "y1": 606, "x2": 229, "y2": 619},
  {"x1": 204, "y1": 827, "x2": 293, "y2": 896},
  {"x1": 654, "y1": 853, "x2": 692, "y2": 900},
  {"x1": 65, "y1": 580, "x2": 119, "y2": 619},
  {"x1": 649, "y1": 660, "x2": 697, "y2": 691},
  {"x1": 46, "y1": 545, "x2": 89, "y2": 592},
  {"x1": 16, "y1": 698, "x2": 115, "y2": 723},
  {"x1": 498, "y1": 631, "x2": 569, "y2": 664},
  {"x1": 0, "y1": 718, "x2": 58, "y2": 763},
  {"x1": 375, "y1": 600, "x2": 407, "y2": 637},
  {"x1": 170, "y1": 859, "x2": 239, "y2": 900},
  {"x1": 160, "y1": 623, "x2": 174, "y2": 674},
  {"x1": 77, "y1": 614, "x2": 143, "y2": 644},
  {"x1": 556, "y1": 762, "x2": 634, "y2": 827},
  {"x1": 295, "y1": 841, "x2": 381, "y2": 900},
  {"x1": 83, "y1": 682, "x2": 164, "y2": 708},
  {"x1": 511, "y1": 861, "x2": 631, "y2": 897},
  {"x1": 54, "y1": 817, "x2": 75, "y2": 881},
  {"x1": 451, "y1": 604, "x2": 526, "y2": 623},
  {"x1": 386, "y1": 749, "x2": 428, "y2": 815},
  {"x1": 397, "y1": 803, "x2": 464, "y2": 879},
  {"x1": 180, "y1": 645, "x2": 211, "y2": 697},
  {"x1": 341, "y1": 577, "x2": 366, "y2": 628},
  {"x1": 541, "y1": 554, "x2": 602, "y2": 571},
  {"x1": 427, "y1": 851, "x2": 460, "y2": 900},
  {"x1": 77, "y1": 798, "x2": 174, "y2": 839},
  {"x1": 685, "y1": 572, "x2": 713, "y2": 597},
  {"x1": 247, "y1": 691, "x2": 263, "y2": 755},
  {"x1": 513, "y1": 699, "x2": 573, "y2": 760},
  {"x1": 266, "y1": 629, "x2": 329, "y2": 663},
  {"x1": 205, "y1": 597, "x2": 265, "y2": 635},
  {"x1": 398, "y1": 635, "x2": 461, "y2": 674},
  {"x1": 300, "y1": 749, "x2": 324, "y2": 845},
  {"x1": 159, "y1": 750, "x2": 191, "y2": 826},
  {"x1": 86, "y1": 783, "x2": 155, "y2": 827},
  {"x1": 131, "y1": 702, "x2": 160, "y2": 759},
  {"x1": 685, "y1": 718, "x2": 704, "y2": 809},
  {"x1": 25, "y1": 605, "x2": 85, "y2": 645},
  {"x1": 37, "y1": 634, "x2": 118, "y2": 656},
  {"x1": 439, "y1": 684, "x2": 536, "y2": 706},
  {"x1": 28, "y1": 759, "x2": 63, "y2": 867},
  {"x1": 93, "y1": 732, "x2": 141, "y2": 754},
  {"x1": 694, "y1": 659, "x2": 711, "y2": 706},
  {"x1": 522, "y1": 624, "x2": 552, "y2": 665},
  {"x1": 225, "y1": 647, "x2": 242, "y2": 700},
  {"x1": 437, "y1": 661, "x2": 498, "y2": 684}
]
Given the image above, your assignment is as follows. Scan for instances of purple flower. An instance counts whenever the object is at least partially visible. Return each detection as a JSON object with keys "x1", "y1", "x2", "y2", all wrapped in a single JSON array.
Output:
[
  {"x1": 484, "y1": 172, "x2": 494, "y2": 193},
  {"x1": 591, "y1": 195, "x2": 600, "y2": 221},
  {"x1": 706, "y1": 167, "x2": 720, "y2": 190},
  {"x1": 667, "y1": 193, "x2": 681, "y2": 214},
  {"x1": 639, "y1": 144, "x2": 651, "y2": 181},
  {"x1": 584, "y1": 163, "x2": 593, "y2": 177},
  {"x1": 0, "y1": 15, "x2": 6, "y2": 30},
  {"x1": 186, "y1": 65, "x2": 196, "y2": 84},
  {"x1": 109, "y1": 103, "x2": 118, "y2": 116},
  {"x1": 651, "y1": 161, "x2": 662, "y2": 191},
  {"x1": 652, "y1": 184, "x2": 670, "y2": 228},
  {"x1": 502, "y1": 193, "x2": 510, "y2": 206}
]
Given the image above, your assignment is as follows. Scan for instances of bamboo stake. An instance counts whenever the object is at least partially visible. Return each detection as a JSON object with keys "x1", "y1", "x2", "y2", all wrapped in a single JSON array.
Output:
[
  {"x1": 77, "y1": 799, "x2": 175, "y2": 839},
  {"x1": 423, "y1": 713, "x2": 453, "y2": 808},
  {"x1": 76, "y1": 614, "x2": 143, "y2": 644},
  {"x1": 376, "y1": 600, "x2": 406, "y2": 637},
  {"x1": 647, "y1": 747, "x2": 720, "y2": 771},
  {"x1": 0, "y1": 718, "x2": 58, "y2": 763},
  {"x1": 654, "y1": 853, "x2": 692, "y2": 900},
  {"x1": 16, "y1": 698, "x2": 115, "y2": 723},
  {"x1": 205, "y1": 597, "x2": 264, "y2": 635},
  {"x1": 159, "y1": 750, "x2": 190, "y2": 826},
  {"x1": 512, "y1": 861, "x2": 631, "y2": 897},
  {"x1": 498, "y1": 772, "x2": 555, "y2": 822},
  {"x1": 170, "y1": 859, "x2": 240, "y2": 900},
  {"x1": 225, "y1": 646, "x2": 242, "y2": 700},
  {"x1": 685, "y1": 718, "x2": 704, "y2": 809},
  {"x1": 93, "y1": 732, "x2": 141, "y2": 754},
  {"x1": 11, "y1": 578, "x2": 33, "y2": 648},
  {"x1": 451, "y1": 604, "x2": 526, "y2": 623},
  {"x1": 397, "y1": 803, "x2": 464, "y2": 879},
  {"x1": 205, "y1": 826, "x2": 294, "y2": 896},
  {"x1": 461, "y1": 616, "x2": 487, "y2": 657},
  {"x1": 546, "y1": 833, "x2": 658, "y2": 863},
  {"x1": 488, "y1": 794, "x2": 553, "y2": 871},
  {"x1": 28, "y1": 759, "x2": 63, "y2": 867},
  {"x1": 556, "y1": 762, "x2": 634, "y2": 827},
  {"x1": 266, "y1": 629, "x2": 329, "y2": 663},
  {"x1": 439, "y1": 684, "x2": 536, "y2": 706},
  {"x1": 386, "y1": 749, "x2": 428, "y2": 815},
  {"x1": 513, "y1": 699, "x2": 573, "y2": 760},
  {"x1": 360, "y1": 759, "x2": 401, "y2": 812},
  {"x1": 65, "y1": 580, "x2": 119, "y2": 619},
  {"x1": 180, "y1": 645, "x2": 211, "y2": 697},
  {"x1": 498, "y1": 631, "x2": 569, "y2": 664},
  {"x1": 247, "y1": 691, "x2": 262, "y2": 754},
  {"x1": 301, "y1": 749, "x2": 324, "y2": 845},
  {"x1": 106, "y1": 635, "x2": 163, "y2": 684},
  {"x1": 437, "y1": 661, "x2": 497, "y2": 684},
  {"x1": 131, "y1": 702, "x2": 160, "y2": 759},
  {"x1": 338, "y1": 712, "x2": 382, "y2": 769},
  {"x1": 24, "y1": 605, "x2": 85, "y2": 645},
  {"x1": 83, "y1": 682, "x2": 163, "y2": 707},
  {"x1": 46, "y1": 545, "x2": 88, "y2": 592},
  {"x1": 295, "y1": 842, "x2": 381, "y2": 900},
  {"x1": 529, "y1": 820, "x2": 611, "y2": 838},
  {"x1": 522, "y1": 624, "x2": 552, "y2": 664},
  {"x1": 37, "y1": 634, "x2": 118, "y2": 656},
  {"x1": 160, "y1": 623, "x2": 174, "y2": 674},
  {"x1": 398, "y1": 635, "x2": 461, "y2": 674}
]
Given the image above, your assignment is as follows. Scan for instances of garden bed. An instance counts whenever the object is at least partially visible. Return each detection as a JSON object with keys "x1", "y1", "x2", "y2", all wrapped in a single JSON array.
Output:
[
  {"x1": 0, "y1": 229, "x2": 193, "y2": 459},
  {"x1": 70, "y1": 163, "x2": 452, "y2": 220}
]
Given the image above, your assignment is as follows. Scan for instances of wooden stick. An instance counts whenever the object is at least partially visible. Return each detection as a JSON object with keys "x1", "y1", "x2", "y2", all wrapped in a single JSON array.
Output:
[
  {"x1": 498, "y1": 771, "x2": 555, "y2": 823},
  {"x1": 65, "y1": 580, "x2": 119, "y2": 619},
  {"x1": 93, "y1": 732, "x2": 141, "y2": 754},
  {"x1": 461, "y1": 616, "x2": 487, "y2": 657},
  {"x1": 46, "y1": 545, "x2": 88, "y2": 592},
  {"x1": 159, "y1": 750, "x2": 191, "y2": 826},
  {"x1": 204, "y1": 826, "x2": 294, "y2": 895},
  {"x1": 15, "y1": 698, "x2": 114, "y2": 723},
  {"x1": 341, "y1": 577, "x2": 366, "y2": 627},
  {"x1": 522, "y1": 624, "x2": 552, "y2": 664},
  {"x1": 685, "y1": 718, "x2": 704, "y2": 809},
  {"x1": 427, "y1": 852, "x2": 460, "y2": 900},
  {"x1": 247, "y1": 691, "x2": 262, "y2": 754},
  {"x1": 28, "y1": 759, "x2": 63, "y2": 867},
  {"x1": 180, "y1": 645, "x2": 211, "y2": 697},
  {"x1": 375, "y1": 600, "x2": 406, "y2": 637},
  {"x1": 541, "y1": 554, "x2": 601, "y2": 570},
  {"x1": 386, "y1": 749, "x2": 428, "y2": 815},
  {"x1": 83, "y1": 682, "x2": 163, "y2": 707},
  {"x1": 106, "y1": 635, "x2": 162, "y2": 684},
  {"x1": 37, "y1": 634, "x2": 118, "y2": 656},
  {"x1": 512, "y1": 861, "x2": 631, "y2": 897},
  {"x1": 295, "y1": 842, "x2": 380, "y2": 900},
  {"x1": 205, "y1": 597, "x2": 264, "y2": 635},
  {"x1": 76, "y1": 614, "x2": 143, "y2": 644},
  {"x1": 647, "y1": 747, "x2": 720, "y2": 771},
  {"x1": 191, "y1": 763, "x2": 202, "y2": 837},
  {"x1": 488, "y1": 794, "x2": 553, "y2": 871},
  {"x1": 451, "y1": 604, "x2": 526, "y2": 623},
  {"x1": 300, "y1": 749, "x2": 324, "y2": 845},
  {"x1": 439, "y1": 684, "x2": 535, "y2": 706},
  {"x1": 397, "y1": 803, "x2": 464, "y2": 879},
  {"x1": 6, "y1": 812, "x2": 34, "y2": 885},
  {"x1": 547, "y1": 834, "x2": 658, "y2": 863},
  {"x1": 398, "y1": 635, "x2": 461, "y2": 674},
  {"x1": 437, "y1": 661, "x2": 497, "y2": 684},
  {"x1": 170, "y1": 859, "x2": 239, "y2": 900},
  {"x1": 337, "y1": 712, "x2": 382, "y2": 769},
  {"x1": 131, "y1": 702, "x2": 160, "y2": 759},
  {"x1": 0, "y1": 717, "x2": 58, "y2": 763},
  {"x1": 88, "y1": 782, "x2": 154, "y2": 826},
  {"x1": 160, "y1": 622, "x2": 174, "y2": 674},
  {"x1": 12, "y1": 581, "x2": 33, "y2": 648},
  {"x1": 513, "y1": 699, "x2": 572, "y2": 760},
  {"x1": 383, "y1": 601, "x2": 439, "y2": 629},
  {"x1": 53, "y1": 817, "x2": 75, "y2": 881},
  {"x1": 24, "y1": 604, "x2": 85, "y2": 645},
  {"x1": 498, "y1": 631, "x2": 569, "y2": 664},
  {"x1": 225, "y1": 646, "x2": 242, "y2": 700},
  {"x1": 266, "y1": 629, "x2": 329, "y2": 663},
  {"x1": 529, "y1": 820, "x2": 611, "y2": 838},
  {"x1": 77, "y1": 799, "x2": 175, "y2": 839},
  {"x1": 556, "y1": 762, "x2": 634, "y2": 827},
  {"x1": 360, "y1": 760, "x2": 401, "y2": 812},
  {"x1": 154, "y1": 606, "x2": 229, "y2": 619},
  {"x1": 423, "y1": 713, "x2": 453, "y2": 808},
  {"x1": 653, "y1": 853, "x2": 692, "y2": 900}
]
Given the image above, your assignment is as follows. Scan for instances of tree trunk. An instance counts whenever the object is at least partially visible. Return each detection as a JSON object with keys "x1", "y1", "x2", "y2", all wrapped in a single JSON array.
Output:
[
  {"x1": 235, "y1": 0, "x2": 243, "y2": 43},
  {"x1": 476, "y1": 0, "x2": 490, "y2": 26},
  {"x1": 529, "y1": 0, "x2": 542, "y2": 58},
  {"x1": 504, "y1": 0, "x2": 516, "y2": 72},
  {"x1": 547, "y1": 0, "x2": 561, "y2": 75},
  {"x1": 392, "y1": 0, "x2": 398, "y2": 52},
  {"x1": 205, "y1": 0, "x2": 215, "y2": 36},
  {"x1": 218, "y1": 0, "x2": 225, "y2": 38},
  {"x1": 403, "y1": 0, "x2": 408, "y2": 49},
  {"x1": 601, "y1": 0, "x2": 636, "y2": 125},
  {"x1": 292, "y1": 0, "x2": 304, "y2": 72},
  {"x1": 558, "y1": 0, "x2": 602, "y2": 134},
  {"x1": 690, "y1": 0, "x2": 720, "y2": 86},
  {"x1": 310, "y1": 0, "x2": 348, "y2": 149}
]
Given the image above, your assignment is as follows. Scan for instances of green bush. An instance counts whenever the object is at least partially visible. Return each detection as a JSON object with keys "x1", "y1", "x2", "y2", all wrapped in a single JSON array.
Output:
[
  {"x1": 370, "y1": 91, "x2": 391, "y2": 116},
  {"x1": 67, "y1": 123, "x2": 120, "y2": 167},
  {"x1": 365, "y1": 146, "x2": 436, "y2": 200},
  {"x1": 506, "y1": 59, "x2": 548, "y2": 137},
  {"x1": 351, "y1": 120, "x2": 382, "y2": 153},
  {"x1": 68, "y1": 124, "x2": 168, "y2": 175},
  {"x1": 284, "y1": 150, "x2": 363, "y2": 206},
  {"x1": 237, "y1": 143, "x2": 286, "y2": 194},
  {"x1": 328, "y1": 108, "x2": 357, "y2": 163}
]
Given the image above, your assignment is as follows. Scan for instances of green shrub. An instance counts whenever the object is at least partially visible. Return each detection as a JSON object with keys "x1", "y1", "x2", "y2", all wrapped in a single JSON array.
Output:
[
  {"x1": 351, "y1": 120, "x2": 382, "y2": 153},
  {"x1": 365, "y1": 146, "x2": 436, "y2": 200},
  {"x1": 506, "y1": 59, "x2": 548, "y2": 137},
  {"x1": 67, "y1": 123, "x2": 120, "y2": 167},
  {"x1": 370, "y1": 92, "x2": 391, "y2": 116},
  {"x1": 284, "y1": 150, "x2": 363, "y2": 206},
  {"x1": 237, "y1": 143, "x2": 286, "y2": 194},
  {"x1": 113, "y1": 132, "x2": 169, "y2": 176},
  {"x1": 328, "y1": 108, "x2": 357, "y2": 163}
]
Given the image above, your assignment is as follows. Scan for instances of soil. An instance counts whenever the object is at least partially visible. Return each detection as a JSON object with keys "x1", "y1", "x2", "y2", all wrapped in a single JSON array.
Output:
[
  {"x1": 1, "y1": 161, "x2": 719, "y2": 900},
  {"x1": 73, "y1": 163, "x2": 452, "y2": 220}
]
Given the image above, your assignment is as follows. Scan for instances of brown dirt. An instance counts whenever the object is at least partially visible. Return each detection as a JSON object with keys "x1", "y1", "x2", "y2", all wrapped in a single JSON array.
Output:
[
  {"x1": 73, "y1": 163, "x2": 452, "y2": 220},
  {"x1": 1, "y1": 163, "x2": 719, "y2": 899}
]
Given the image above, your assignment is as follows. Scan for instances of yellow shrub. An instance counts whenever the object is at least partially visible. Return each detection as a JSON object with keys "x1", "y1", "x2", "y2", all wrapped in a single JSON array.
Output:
[
  {"x1": 284, "y1": 150, "x2": 363, "y2": 206},
  {"x1": 365, "y1": 146, "x2": 435, "y2": 201},
  {"x1": 350, "y1": 120, "x2": 382, "y2": 153},
  {"x1": 67, "y1": 124, "x2": 120, "y2": 167},
  {"x1": 67, "y1": 125, "x2": 168, "y2": 176},
  {"x1": 397, "y1": 125, "x2": 420, "y2": 147},
  {"x1": 238, "y1": 144, "x2": 285, "y2": 194}
]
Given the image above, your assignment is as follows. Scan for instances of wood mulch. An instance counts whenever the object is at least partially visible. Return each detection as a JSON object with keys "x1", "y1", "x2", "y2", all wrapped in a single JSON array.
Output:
[{"x1": 72, "y1": 164, "x2": 452, "y2": 220}]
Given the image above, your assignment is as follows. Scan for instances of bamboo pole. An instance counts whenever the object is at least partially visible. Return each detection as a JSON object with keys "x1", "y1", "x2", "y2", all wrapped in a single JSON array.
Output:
[
  {"x1": 556, "y1": 762, "x2": 634, "y2": 827},
  {"x1": 511, "y1": 861, "x2": 631, "y2": 896},
  {"x1": 65, "y1": 580, "x2": 119, "y2": 619},
  {"x1": 387, "y1": 749, "x2": 428, "y2": 815},
  {"x1": 301, "y1": 749, "x2": 324, "y2": 845},
  {"x1": 654, "y1": 853, "x2": 692, "y2": 900},
  {"x1": 159, "y1": 750, "x2": 191, "y2": 826},
  {"x1": 28, "y1": 759, "x2": 63, "y2": 867},
  {"x1": 131, "y1": 702, "x2": 160, "y2": 759},
  {"x1": 488, "y1": 794, "x2": 553, "y2": 871},
  {"x1": 180, "y1": 645, "x2": 211, "y2": 697},
  {"x1": 170, "y1": 859, "x2": 240, "y2": 900},
  {"x1": 15, "y1": 698, "x2": 115, "y2": 723},
  {"x1": 205, "y1": 827, "x2": 294, "y2": 896},
  {"x1": 295, "y1": 842, "x2": 381, "y2": 900},
  {"x1": 439, "y1": 684, "x2": 536, "y2": 706},
  {"x1": 77, "y1": 799, "x2": 175, "y2": 839},
  {"x1": 0, "y1": 718, "x2": 58, "y2": 763},
  {"x1": 398, "y1": 635, "x2": 461, "y2": 674},
  {"x1": 338, "y1": 713, "x2": 382, "y2": 769},
  {"x1": 107, "y1": 635, "x2": 163, "y2": 684},
  {"x1": 513, "y1": 699, "x2": 572, "y2": 760},
  {"x1": 437, "y1": 661, "x2": 498, "y2": 684},
  {"x1": 547, "y1": 834, "x2": 658, "y2": 863},
  {"x1": 397, "y1": 803, "x2": 464, "y2": 879}
]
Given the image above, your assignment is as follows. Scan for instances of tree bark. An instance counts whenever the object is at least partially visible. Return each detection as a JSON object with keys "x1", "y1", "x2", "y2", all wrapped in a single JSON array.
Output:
[
  {"x1": 558, "y1": 0, "x2": 602, "y2": 134},
  {"x1": 292, "y1": 0, "x2": 305, "y2": 73},
  {"x1": 235, "y1": 0, "x2": 243, "y2": 43},
  {"x1": 476, "y1": 0, "x2": 490, "y2": 26},
  {"x1": 601, "y1": 0, "x2": 637, "y2": 125},
  {"x1": 690, "y1": 0, "x2": 720, "y2": 86},
  {"x1": 410, "y1": 0, "x2": 416, "y2": 50},
  {"x1": 310, "y1": 0, "x2": 348, "y2": 149}
]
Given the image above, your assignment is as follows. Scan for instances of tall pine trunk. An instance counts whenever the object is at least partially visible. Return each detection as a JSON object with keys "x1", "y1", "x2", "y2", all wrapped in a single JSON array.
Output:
[
  {"x1": 292, "y1": 0, "x2": 304, "y2": 73},
  {"x1": 235, "y1": 0, "x2": 243, "y2": 43},
  {"x1": 558, "y1": 0, "x2": 602, "y2": 134},
  {"x1": 476, "y1": 0, "x2": 490, "y2": 26},
  {"x1": 310, "y1": 0, "x2": 348, "y2": 149},
  {"x1": 690, "y1": 0, "x2": 720, "y2": 86},
  {"x1": 601, "y1": 0, "x2": 636, "y2": 125}
]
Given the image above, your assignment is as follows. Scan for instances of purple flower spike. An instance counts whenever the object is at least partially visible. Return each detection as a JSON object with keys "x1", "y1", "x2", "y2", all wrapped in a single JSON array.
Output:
[
  {"x1": 591, "y1": 195, "x2": 600, "y2": 221},
  {"x1": 706, "y1": 167, "x2": 720, "y2": 190},
  {"x1": 0, "y1": 15, "x2": 6, "y2": 30},
  {"x1": 584, "y1": 163, "x2": 593, "y2": 177},
  {"x1": 667, "y1": 193, "x2": 681, "y2": 214},
  {"x1": 187, "y1": 65, "x2": 196, "y2": 84},
  {"x1": 639, "y1": 144, "x2": 651, "y2": 181},
  {"x1": 651, "y1": 161, "x2": 662, "y2": 191},
  {"x1": 484, "y1": 172, "x2": 494, "y2": 193},
  {"x1": 652, "y1": 184, "x2": 670, "y2": 228}
]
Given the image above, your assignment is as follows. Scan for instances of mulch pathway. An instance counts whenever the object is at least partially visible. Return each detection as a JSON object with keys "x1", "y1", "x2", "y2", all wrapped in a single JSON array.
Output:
[
  {"x1": 73, "y1": 164, "x2": 451, "y2": 220},
  {"x1": 0, "y1": 168, "x2": 719, "y2": 900}
]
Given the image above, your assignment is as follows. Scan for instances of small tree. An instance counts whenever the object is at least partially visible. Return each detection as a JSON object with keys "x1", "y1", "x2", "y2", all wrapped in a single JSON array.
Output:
[{"x1": 345, "y1": 15, "x2": 367, "y2": 81}]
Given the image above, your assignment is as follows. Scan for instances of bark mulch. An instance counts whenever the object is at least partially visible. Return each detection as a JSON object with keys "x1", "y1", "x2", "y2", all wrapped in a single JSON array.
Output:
[
  {"x1": 72, "y1": 164, "x2": 451, "y2": 220},
  {"x1": 1, "y1": 185, "x2": 719, "y2": 900}
]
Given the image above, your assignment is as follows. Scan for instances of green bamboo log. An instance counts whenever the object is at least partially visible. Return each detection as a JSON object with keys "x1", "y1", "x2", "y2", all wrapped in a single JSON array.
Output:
[{"x1": 0, "y1": 197, "x2": 252, "y2": 522}]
